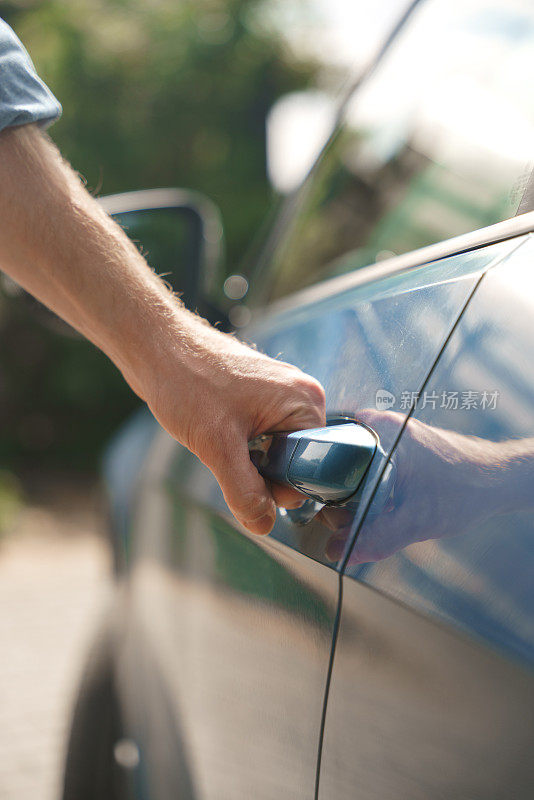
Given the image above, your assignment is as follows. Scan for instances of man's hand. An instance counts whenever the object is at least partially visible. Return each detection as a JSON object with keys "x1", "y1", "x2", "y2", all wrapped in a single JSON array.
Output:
[
  {"x1": 145, "y1": 315, "x2": 325, "y2": 534},
  {"x1": 0, "y1": 123, "x2": 325, "y2": 535}
]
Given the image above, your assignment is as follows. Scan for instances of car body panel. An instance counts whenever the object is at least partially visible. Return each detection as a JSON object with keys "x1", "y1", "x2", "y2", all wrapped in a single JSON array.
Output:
[
  {"x1": 112, "y1": 238, "x2": 523, "y2": 800},
  {"x1": 118, "y1": 429, "x2": 339, "y2": 800},
  {"x1": 319, "y1": 575, "x2": 534, "y2": 800},
  {"x1": 249, "y1": 239, "x2": 521, "y2": 567},
  {"x1": 345, "y1": 233, "x2": 534, "y2": 659},
  {"x1": 318, "y1": 234, "x2": 534, "y2": 798}
]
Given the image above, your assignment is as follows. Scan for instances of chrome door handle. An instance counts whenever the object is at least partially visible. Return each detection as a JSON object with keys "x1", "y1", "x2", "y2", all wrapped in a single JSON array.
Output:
[{"x1": 249, "y1": 420, "x2": 378, "y2": 506}]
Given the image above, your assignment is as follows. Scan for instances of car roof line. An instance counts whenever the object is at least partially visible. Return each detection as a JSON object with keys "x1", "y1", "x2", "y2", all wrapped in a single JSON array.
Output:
[{"x1": 263, "y1": 211, "x2": 534, "y2": 317}]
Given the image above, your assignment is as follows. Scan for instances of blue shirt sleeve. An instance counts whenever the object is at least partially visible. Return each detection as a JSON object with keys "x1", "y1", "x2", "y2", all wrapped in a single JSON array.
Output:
[{"x1": 0, "y1": 18, "x2": 61, "y2": 132}]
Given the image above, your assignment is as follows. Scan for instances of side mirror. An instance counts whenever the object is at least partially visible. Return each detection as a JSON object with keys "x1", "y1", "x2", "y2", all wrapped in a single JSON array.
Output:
[{"x1": 100, "y1": 188, "x2": 225, "y2": 322}]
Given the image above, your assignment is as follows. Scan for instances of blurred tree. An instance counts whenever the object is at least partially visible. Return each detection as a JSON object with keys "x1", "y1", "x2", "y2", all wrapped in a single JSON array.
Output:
[
  {"x1": 0, "y1": 0, "x2": 317, "y2": 471},
  {"x1": 1, "y1": 0, "x2": 315, "y2": 264}
]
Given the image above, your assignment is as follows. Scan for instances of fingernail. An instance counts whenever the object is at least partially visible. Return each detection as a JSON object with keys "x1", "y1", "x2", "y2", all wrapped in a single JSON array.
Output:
[
  {"x1": 284, "y1": 498, "x2": 306, "y2": 509},
  {"x1": 256, "y1": 514, "x2": 275, "y2": 535}
]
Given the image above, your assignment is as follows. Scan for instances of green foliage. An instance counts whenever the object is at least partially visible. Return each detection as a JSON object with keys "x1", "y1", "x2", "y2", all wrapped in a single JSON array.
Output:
[
  {"x1": 0, "y1": 297, "x2": 140, "y2": 470},
  {"x1": 0, "y1": 469, "x2": 22, "y2": 537},
  {"x1": 0, "y1": 0, "x2": 316, "y2": 471},
  {"x1": 2, "y1": 0, "x2": 314, "y2": 264}
]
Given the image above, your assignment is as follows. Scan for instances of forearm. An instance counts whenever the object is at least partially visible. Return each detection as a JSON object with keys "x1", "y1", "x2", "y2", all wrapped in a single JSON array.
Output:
[
  {"x1": 0, "y1": 123, "x2": 326, "y2": 535},
  {"x1": 0, "y1": 123, "x2": 199, "y2": 399}
]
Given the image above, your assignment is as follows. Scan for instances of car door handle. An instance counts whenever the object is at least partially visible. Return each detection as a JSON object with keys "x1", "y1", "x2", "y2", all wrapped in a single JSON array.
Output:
[{"x1": 249, "y1": 419, "x2": 378, "y2": 506}]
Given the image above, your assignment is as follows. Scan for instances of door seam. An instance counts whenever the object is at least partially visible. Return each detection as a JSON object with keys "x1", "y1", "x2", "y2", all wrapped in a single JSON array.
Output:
[{"x1": 314, "y1": 569, "x2": 343, "y2": 800}]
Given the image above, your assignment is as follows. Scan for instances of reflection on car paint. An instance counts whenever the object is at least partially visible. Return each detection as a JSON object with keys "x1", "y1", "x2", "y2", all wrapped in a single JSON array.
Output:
[
  {"x1": 319, "y1": 241, "x2": 534, "y2": 800},
  {"x1": 247, "y1": 240, "x2": 520, "y2": 567},
  {"x1": 345, "y1": 235, "x2": 534, "y2": 664},
  {"x1": 319, "y1": 570, "x2": 534, "y2": 800},
  {"x1": 127, "y1": 460, "x2": 339, "y2": 800}
]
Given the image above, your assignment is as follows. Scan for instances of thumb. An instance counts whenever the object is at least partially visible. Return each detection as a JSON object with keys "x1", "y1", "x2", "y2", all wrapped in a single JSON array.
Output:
[{"x1": 210, "y1": 436, "x2": 276, "y2": 536}]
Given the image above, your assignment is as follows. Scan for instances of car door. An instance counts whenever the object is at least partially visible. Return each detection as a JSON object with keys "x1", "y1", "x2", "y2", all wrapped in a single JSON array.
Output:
[
  {"x1": 118, "y1": 235, "x2": 522, "y2": 800},
  {"x1": 115, "y1": 1, "x2": 534, "y2": 793},
  {"x1": 318, "y1": 234, "x2": 534, "y2": 799}
]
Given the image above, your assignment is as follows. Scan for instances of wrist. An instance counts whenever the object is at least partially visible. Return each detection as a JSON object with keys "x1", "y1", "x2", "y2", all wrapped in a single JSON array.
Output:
[
  {"x1": 122, "y1": 298, "x2": 242, "y2": 417},
  {"x1": 108, "y1": 290, "x2": 181, "y2": 401}
]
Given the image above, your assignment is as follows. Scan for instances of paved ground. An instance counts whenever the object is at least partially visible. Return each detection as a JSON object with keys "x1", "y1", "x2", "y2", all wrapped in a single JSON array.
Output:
[{"x1": 0, "y1": 478, "x2": 111, "y2": 800}]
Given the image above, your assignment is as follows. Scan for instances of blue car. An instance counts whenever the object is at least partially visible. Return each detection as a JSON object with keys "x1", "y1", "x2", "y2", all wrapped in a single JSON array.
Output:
[{"x1": 62, "y1": 1, "x2": 534, "y2": 798}]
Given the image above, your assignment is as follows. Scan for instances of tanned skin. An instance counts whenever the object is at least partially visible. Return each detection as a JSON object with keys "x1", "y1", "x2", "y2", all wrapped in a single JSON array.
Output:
[{"x1": 0, "y1": 123, "x2": 326, "y2": 535}]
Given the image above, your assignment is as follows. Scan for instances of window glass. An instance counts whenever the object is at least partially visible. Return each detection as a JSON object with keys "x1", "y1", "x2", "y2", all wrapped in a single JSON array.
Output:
[{"x1": 261, "y1": 0, "x2": 534, "y2": 301}]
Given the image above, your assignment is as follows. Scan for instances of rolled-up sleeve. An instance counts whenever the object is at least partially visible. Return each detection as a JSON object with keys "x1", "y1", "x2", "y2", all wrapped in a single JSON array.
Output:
[{"x1": 0, "y1": 18, "x2": 61, "y2": 133}]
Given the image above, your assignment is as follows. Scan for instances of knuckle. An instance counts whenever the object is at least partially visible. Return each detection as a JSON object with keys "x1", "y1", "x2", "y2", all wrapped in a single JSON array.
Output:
[
  {"x1": 297, "y1": 377, "x2": 326, "y2": 417},
  {"x1": 290, "y1": 372, "x2": 320, "y2": 396},
  {"x1": 307, "y1": 378, "x2": 326, "y2": 406}
]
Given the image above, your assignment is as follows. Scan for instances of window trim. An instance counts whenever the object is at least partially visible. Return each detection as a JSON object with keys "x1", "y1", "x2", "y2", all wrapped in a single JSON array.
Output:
[{"x1": 258, "y1": 210, "x2": 534, "y2": 319}]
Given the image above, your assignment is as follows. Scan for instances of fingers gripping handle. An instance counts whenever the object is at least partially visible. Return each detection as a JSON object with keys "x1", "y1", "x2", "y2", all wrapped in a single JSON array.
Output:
[{"x1": 249, "y1": 421, "x2": 378, "y2": 506}]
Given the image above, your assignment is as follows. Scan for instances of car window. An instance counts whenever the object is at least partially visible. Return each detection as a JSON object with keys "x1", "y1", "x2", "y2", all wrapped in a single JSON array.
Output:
[
  {"x1": 259, "y1": 0, "x2": 534, "y2": 302},
  {"x1": 343, "y1": 234, "x2": 534, "y2": 664}
]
